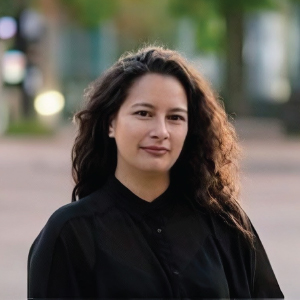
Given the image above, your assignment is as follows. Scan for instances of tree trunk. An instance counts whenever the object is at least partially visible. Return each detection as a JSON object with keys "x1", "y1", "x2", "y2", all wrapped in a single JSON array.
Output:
[{"x1": 224, "y1": 9, "x2": 248, "y2": 116}]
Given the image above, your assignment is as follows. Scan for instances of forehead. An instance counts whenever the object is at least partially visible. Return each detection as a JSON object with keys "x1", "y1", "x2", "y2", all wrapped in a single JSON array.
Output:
[{"x1": 122, "y1": 73, "x2": 188, "y2": 109}]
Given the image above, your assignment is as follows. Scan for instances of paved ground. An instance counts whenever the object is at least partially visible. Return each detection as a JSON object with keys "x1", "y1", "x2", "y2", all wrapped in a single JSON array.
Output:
[{"x1": 0, "y1": 122, "x2": 299, "y2": 299}]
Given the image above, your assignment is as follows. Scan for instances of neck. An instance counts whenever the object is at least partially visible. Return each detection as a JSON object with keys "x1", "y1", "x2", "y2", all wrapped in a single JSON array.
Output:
[{"x1": 115, "y1": 168, "x2": 170, "y2": 202}]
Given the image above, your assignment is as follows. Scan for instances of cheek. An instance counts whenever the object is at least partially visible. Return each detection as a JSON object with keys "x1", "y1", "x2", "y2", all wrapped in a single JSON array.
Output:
[
  {"x1": 127, "y1": 126, "x2": 147, "y2": 143},
  {"x1": 174, "y1": 127, "x2": 188, "y2": 146},
  {"x1": 115, "y1": 121, "x2": 147, "y2": 146}
]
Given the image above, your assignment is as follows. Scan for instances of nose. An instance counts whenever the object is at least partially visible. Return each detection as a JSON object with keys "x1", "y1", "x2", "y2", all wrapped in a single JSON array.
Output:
[{"x1": 150, "y1": 117, "x2": 170, "y2": 140}]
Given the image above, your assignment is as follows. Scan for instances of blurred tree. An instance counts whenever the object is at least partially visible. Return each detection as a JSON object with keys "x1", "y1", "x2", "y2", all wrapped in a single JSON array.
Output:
[
  {"x1": 0, "y1": 0, "x2": 19, "y2": 17},
  {"x1": 55, "y1": 0, "x2": 174, "y2": 53},
  {"x1": 57, "y1": 0, "x2": 118, "y2": 27},
  {"x1": 170, "y1": 0, "x2": 224, "y2": 52},
  {"x1": 34, "y1": 0, "x2": 293, "y2": 116},
  {"x1": 169, "y1": 0, "x2": 279, "y2": 115},
  {"x1": 114, "y1": 0, "x2": 174, "y2": 52}
]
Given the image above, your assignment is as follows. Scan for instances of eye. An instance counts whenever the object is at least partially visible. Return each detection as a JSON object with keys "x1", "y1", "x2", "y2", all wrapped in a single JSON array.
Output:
[
  {"x1": 168, "y1": 115, "x2": 185, "y2": 121},
  {"x1": 135, "y1": 111, "x2": 151, "y2": 117}
]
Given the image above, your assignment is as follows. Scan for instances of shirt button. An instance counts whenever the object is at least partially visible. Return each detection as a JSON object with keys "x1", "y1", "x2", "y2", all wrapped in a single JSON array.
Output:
[
  {"x1": 157, "y1": 228, "x2": 162, "y2": 233},
  {"x1": 173, "y1": 270, "x2": 180, "y2": 275}
]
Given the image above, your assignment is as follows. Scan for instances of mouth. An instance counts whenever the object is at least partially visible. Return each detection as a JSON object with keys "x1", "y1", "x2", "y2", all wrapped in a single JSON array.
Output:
[{"x1": 140, "y1": 146, "x2": 169, "y2": 155}]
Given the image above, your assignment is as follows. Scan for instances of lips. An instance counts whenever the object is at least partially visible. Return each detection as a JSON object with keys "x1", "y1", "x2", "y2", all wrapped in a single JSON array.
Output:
[
  {"x1": 141, "y1": 146, "x2": 169, "y2": 151},
  {"x1": 140, "y1": 146, "x2": 169, "y2": 155}
]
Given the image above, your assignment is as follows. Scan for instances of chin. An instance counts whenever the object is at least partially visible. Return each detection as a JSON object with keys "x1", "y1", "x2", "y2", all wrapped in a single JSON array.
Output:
[
  {"x1": 133, "y1": 159, "x2": 174, "y2": 175},
  {"x1": 139, "y1": 165, "x2": 171, "y2": 174}
]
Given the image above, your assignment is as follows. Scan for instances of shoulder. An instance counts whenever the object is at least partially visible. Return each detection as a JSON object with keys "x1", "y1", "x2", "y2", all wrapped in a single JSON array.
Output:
[
  {"x1": 29, "y1": 186, "x2": 115, "y2": 258},
  {"x1": 208, "y1": 211, "x2": 254, "y2": 255},
  {"x1": 208, "y1": 212, "x2": 284, "y2": 297},
  {"x1": 46, "y1": 187, "x2": 113, "y2": 232},
  {"x1": 28, "y1": 189, "x2": 113, "y2": 297}
]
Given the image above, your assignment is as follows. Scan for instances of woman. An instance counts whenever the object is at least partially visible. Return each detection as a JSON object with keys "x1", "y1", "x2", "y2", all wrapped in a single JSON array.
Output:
[{"x1": 28, "y1": 46, "x2": 284, "y2": 299}]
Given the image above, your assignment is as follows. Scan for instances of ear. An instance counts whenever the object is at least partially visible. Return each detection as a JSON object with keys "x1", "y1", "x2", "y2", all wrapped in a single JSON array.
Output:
[{"x1": 108, "y1": 118, "x2": 115, "y2": 138}]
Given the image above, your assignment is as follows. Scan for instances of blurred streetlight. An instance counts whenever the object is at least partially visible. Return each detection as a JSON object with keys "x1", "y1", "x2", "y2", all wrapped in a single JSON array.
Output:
[
  {"x1": 34, "y1": 90, "x2": 65, "y2": 116},
  {"x1": 34, "y1": 90, "x2": 65, "y2": 129}
]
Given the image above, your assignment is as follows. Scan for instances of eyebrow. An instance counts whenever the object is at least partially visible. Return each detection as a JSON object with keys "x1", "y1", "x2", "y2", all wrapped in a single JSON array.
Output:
[{"x1": 131, "y1": 102, "x2": 188, "y2": 114}]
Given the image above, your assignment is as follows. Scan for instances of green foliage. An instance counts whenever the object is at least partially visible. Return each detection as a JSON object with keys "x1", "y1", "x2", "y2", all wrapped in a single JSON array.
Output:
[
  {"x1": 169, "y1": 0, "x2": 224, "y2": 53},
  {"x1": 55, "y1": 0, "x2": 284, "y2": 53},
  {"x1": 168, "y1": 0, "x2": 281, "y2": 53},
  {"x1": 6, "y1": 119, "x2": 54, "y2": 136},
  {"x1": 195, "y1": 13, "x2": 225, "y2": 53},
  {"x1": 59, "y1": 0, "x2": 118, "y2": 27},
  {"x1": 170, "y1": 0, "x2": 279, "y2": 15},
  {"x1": 169, "y1": 0, "x2": 219, "y2": 19},
  {"x1": 0, "y1": 0, "x2": 20, "y2": 17},
  {"x1": 217, "y1": 0, "x2": 280, "y2": 12},
  {"x1": 114, "y1": 0, "x2": 174, "y2": 51}
]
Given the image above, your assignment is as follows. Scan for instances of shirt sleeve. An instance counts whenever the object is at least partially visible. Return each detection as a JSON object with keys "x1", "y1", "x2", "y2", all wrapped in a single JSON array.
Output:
[
  {"x1": 251, "y1": 223, "x2": 284, "y2": 298},
  {"x1": 28, "y1": 214, "x2": 96, "y2": 299}
]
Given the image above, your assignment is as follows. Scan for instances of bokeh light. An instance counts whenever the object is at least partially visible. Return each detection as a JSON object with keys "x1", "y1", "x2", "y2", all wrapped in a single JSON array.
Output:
[
  {"x1": 2, "y1": 50, "x2": 26, "y2": 84},
  {"x1": 34, "y1": 91, "x2": 65, "y2": 116},
  {"x1": 0, "y1": 16, "x2": 17, "y2": 40}
]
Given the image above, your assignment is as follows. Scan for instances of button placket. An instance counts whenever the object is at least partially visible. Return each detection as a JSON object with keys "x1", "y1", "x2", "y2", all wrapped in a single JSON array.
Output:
[{"x1": 147, "y1": 212, "x2": 182, "y2": 295}]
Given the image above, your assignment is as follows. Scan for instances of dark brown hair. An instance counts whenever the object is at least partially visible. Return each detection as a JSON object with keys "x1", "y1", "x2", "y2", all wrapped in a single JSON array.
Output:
[{"x1": 72, "y1": 46, "x2": 253, "y2": 244}]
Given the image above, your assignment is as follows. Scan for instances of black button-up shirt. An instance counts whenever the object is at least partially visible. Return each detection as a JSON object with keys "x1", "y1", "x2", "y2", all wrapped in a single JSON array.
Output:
[{"x1": 28, "y1": 176, "x2": 284, "y2": 299}]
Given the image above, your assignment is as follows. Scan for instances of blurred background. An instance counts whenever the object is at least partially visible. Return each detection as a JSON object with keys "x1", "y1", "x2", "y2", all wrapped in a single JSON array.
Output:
[{"x1": 0, "y1": 0, "x2": 299, "y2": 298}]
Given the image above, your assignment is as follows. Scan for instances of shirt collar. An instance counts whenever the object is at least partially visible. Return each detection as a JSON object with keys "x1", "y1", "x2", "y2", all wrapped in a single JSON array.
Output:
[{"x1": 105, "y1": 175, "x2": 175, "y2": 218}]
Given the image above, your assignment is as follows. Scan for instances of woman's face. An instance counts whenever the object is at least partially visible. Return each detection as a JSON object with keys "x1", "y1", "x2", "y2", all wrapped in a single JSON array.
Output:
[{"x1": 109, "y1": 73, "x2": 188, "y2": 177}]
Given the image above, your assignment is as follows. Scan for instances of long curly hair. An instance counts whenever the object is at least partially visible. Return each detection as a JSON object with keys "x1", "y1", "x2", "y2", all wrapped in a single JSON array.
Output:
[{"x1": 72, "y1": 46, "x2": 253, "y2": 244}]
